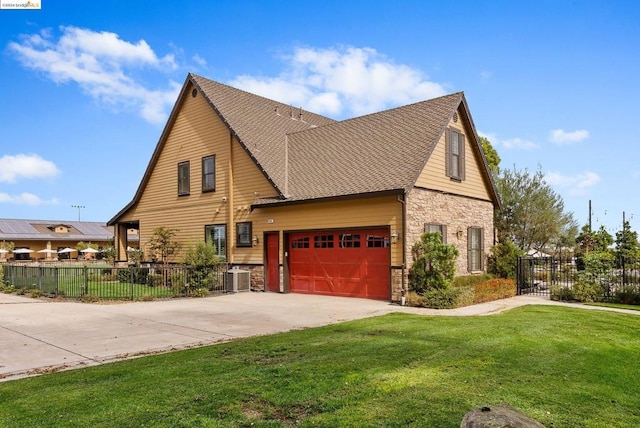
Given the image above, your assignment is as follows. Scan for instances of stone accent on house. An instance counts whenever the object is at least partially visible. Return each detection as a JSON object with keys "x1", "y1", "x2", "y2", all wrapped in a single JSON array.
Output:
[
  {"x1": 391, "y1": 267, "x2": 405, "y2": 302},
  {"x1": 406, "y1": 188, "x2": 494, "y2": 277}
]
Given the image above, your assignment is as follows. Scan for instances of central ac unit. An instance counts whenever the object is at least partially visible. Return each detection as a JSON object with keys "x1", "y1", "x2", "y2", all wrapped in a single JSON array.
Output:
[{"x1": 225, "y1": 267, "x2": 251, "y2": 292}]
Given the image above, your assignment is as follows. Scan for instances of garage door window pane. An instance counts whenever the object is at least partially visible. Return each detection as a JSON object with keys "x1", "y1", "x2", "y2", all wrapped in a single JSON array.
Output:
[
  {"x1": 339, "y1": 234, "x2": 361, "y2": 248},
  {"x1": 292, "y1": 237, "x2": 309, "y2": 249},
  {"x1": 314, "y1": 235, "x2": 334, "y2": 248},
  {"x1": 367, "y1": 235, "x2": 389, "y2": 248}
]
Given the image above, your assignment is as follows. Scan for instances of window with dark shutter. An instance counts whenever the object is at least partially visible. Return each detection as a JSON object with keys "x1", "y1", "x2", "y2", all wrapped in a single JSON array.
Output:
[
  {"x1": 446, "y1": 128, "x2": 465, "y2": 181},
  {"x1": 425, "y1": 223, "x2": 447, "y2": 243},
  {"x1": 202, "y1": 155, "x2": 215, "y2": 192},
  {"x1": 236, "y1": 222, "x2": 252, "y2": 247},
  {"x1": 178, "y1": 161, "x2": 190, "y2": 196},
  {"x1": 467, "y1": 227, "x2": 484, "y2": 272}
]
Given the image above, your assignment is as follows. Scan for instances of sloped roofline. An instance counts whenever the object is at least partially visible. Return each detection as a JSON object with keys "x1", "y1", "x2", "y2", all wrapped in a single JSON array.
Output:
[
  {"x1": 405, "y1": 92, "x2": 501, "y2": 209},
  {"x1": 109, "y1": 75, "x2": 500, "y2": 226}
]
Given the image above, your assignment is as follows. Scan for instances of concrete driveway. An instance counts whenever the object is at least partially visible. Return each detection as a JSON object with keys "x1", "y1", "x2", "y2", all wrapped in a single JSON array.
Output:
[{"x1": 0, "y1": 291, "x2": 634, "y2": 382}]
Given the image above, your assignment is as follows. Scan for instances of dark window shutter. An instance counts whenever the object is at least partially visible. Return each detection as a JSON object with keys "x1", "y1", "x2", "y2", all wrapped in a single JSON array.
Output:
[
  {"x1": 479, "y1": 227, "x2": 484, "y2": 270},
  {"x1": 459, "y1": 133, "x2": 466, "y2": 180},
  {"x1": 467, "y1": 227, "x2": 472, "y2": 272},
  {"x1": 445, "y1": 129, "x2": 451, "y2": 177}
]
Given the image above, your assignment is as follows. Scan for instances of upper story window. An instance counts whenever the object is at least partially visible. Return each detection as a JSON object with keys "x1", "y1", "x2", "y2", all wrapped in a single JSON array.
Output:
[
  {"x1": 202, "y1": 155, "x2": 215, "y2": 192},
  {"x1": 425, "y1": 223, "x2": 447, "y2": 243},
  {"x1": 178, "y1": 161, "x2": 190, "y2": 196},
  {"x1": 446, "y1": 128, "x2": 465, "y2": 181}
]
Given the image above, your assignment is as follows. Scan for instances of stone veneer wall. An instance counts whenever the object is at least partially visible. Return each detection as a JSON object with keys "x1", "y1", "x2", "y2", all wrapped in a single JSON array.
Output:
[{"x1": 406, "y1": 188, "x2": 494, "y2": 279}]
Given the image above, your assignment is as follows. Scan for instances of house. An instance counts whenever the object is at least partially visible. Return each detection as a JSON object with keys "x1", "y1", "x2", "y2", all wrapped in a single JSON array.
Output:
[
  {"x1": 108, "y1": 73, "x2": 500, "y2": 301},
  {"x1": 0, "y1": 218, "x2": 133, "y2": 261}
]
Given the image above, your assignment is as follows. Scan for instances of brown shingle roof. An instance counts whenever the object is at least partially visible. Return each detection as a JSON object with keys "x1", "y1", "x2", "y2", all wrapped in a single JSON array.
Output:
[
  {"x1": 285, "y1": 92, "x2": 464, "y2": 200},
  {"x1": 191, "y1": 74, "x2": 336, "y2": 196},
  {"x1": 109, "y1": 74, "x2": 499, "y2": 224}
]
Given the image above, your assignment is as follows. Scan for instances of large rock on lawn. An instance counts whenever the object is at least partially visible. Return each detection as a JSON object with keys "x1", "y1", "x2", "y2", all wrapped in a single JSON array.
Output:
[{"x1": 461, "y1": 404, "x2": 544, "y2": 427}]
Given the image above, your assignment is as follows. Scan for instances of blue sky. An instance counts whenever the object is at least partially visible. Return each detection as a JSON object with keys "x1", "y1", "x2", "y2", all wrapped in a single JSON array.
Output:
[{"x1": 1, "y1": 0, "x2": 639, "y2": 237}]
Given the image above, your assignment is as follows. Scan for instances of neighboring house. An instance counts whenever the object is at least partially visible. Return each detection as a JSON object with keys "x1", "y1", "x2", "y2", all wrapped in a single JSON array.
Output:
[
  {"x1": 109, "y1": 73, "x2": 500, "y2": 301},
  {"x1": 0, "y1": 218, "x2": 137, "y2": 261}
]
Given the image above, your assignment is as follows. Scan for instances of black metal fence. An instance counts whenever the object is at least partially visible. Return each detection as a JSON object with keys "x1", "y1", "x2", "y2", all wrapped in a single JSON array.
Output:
[
  {"x1": 1, "y1": 263, "x2": 231, "y2": 300},
  {"x1": 517, "y1": 256, "x2": 640, "y2": 303}
]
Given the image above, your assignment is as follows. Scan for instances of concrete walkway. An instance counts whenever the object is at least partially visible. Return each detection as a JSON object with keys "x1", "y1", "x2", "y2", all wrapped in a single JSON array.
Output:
[{"x1": 0, "y1": 292, "x2": 638, "y2": 382}]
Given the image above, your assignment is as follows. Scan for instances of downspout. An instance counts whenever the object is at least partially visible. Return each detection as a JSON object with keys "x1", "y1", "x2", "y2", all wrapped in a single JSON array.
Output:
[{"x1": 398, "y1": 191, "x2": 407, "y2": 305}]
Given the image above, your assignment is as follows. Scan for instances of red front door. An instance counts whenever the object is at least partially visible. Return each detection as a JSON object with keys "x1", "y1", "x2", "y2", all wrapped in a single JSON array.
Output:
[{"x1": 266, "y1": 232, "x2": 280, "y2": 292}]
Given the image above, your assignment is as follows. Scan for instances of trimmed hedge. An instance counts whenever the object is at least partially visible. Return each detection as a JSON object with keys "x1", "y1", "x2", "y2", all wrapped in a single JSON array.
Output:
[
  {"x1": 472, "y1": 278, "x2": 517, "y2": 304},
  {"x1": 407, "y1": 275, "x2": 517, "y2": 309}
]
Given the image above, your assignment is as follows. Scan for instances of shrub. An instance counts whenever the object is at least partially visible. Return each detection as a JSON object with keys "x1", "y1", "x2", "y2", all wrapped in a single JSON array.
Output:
[
  {"x1": 473, "y1": 279, "x2": 516, "y2": 304},
  {"x1": 80, "y1": 294, "x2": 99, "y2": 303},
  {"x1": 550, "y1": 285, "x2": 574, "y2": 301},
  {"x1": 191, "y1": 287, "x2": 209, "y2": 297},
  {"x1": 117, "y1": 267, "x2": 149, "y2": 285},
  {"x1": 147, "y1": 273, "x2": 163, "y2": 287},
  {"x1": 571, "y1": 277, "x2": 604, "y2": 303},
  {"x1": 1, "y1": 284, "x2": 16, "y2": 294},
  {"x1": 409, "y1": 232, "x2": 458, "y2": 294},
  {"x1": 487, "y1": 238, "x2": 523, "y2": 279},
  {"x1": 405, "y1": 291, "x2": 428, "y2": 308},
  {"x1": 28, "y1": 289, "x2": 43, "y2": 298},
  {"x1": 452, "y1": 274, "x2": 494, "y2": 289},
  {"x1": 614, "y1": 285, "x2": 640, "y2": 305},
  {"x1": 421, "y1": 287, "x2": 461, "y2": 309},
  {"x1": 137, "y1": 294, "x2": 155, "y2": 302}
]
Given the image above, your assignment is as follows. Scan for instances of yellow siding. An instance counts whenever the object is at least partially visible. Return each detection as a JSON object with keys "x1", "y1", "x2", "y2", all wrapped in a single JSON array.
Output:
[
  {"x1": 118, "y1": 82, "x2": 402, "y2": 266},
  {"x1": 416, "y1": 107, "x2": 491, "y2": 201},
  {"x1": 119, "y1": 82, "x2": 256, "y2": 258},
  {"x1": 241, "y1": 195, "x2": 403, "y2": 266}
]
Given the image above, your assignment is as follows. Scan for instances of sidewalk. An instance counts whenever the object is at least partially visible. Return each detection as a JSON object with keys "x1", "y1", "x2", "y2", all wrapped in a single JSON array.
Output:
[{"x1": 0, "y1": 292, "x2": 637, "y2": 382}]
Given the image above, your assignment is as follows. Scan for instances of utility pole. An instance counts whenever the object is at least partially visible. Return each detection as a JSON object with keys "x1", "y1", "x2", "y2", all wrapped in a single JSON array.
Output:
[
  {"x1": 71, "y1": 205, "x2": 85, "y2": 222},
  {"x1": 588, "y1": 200, "x2": 592, "y2": 232}
]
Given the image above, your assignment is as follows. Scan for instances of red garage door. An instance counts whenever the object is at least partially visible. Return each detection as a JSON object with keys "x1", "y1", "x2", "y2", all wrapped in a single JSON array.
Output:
[{"x1": 288, "y1": 228, "x2": 390, "y2": 300}]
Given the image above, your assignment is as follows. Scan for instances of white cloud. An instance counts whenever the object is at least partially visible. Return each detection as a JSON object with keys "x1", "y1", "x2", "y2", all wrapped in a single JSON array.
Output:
[
  {"x1": 8, "y1": 26, "x2": 180, "y2": 124},
  {"x1": 230, "y1": 46, "x2": 447, "y2": 117},
  {"x1": 545, "y1": 171, "x2": 601, "y2": 196},
  {"x1": 0, "y1": 192, "x2": 58, "y2": 206},
  {"x1": 549, "y1": 129, "x2": 589, "y2": 144},
  {"x1": 0, "y1": 154, "x2": 59, "y2": 183},
  {"x1": 192, "y1": 54, "x2": 207, "y2": 68},
  {"x1": 480, "y1": 70, "x2": 492, "y2": 81},
  {"x1": 479, "y1": 132, "x2": 539, "y2": 150}
]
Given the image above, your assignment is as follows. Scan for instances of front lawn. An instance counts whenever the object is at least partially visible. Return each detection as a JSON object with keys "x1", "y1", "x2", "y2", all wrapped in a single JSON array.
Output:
[{"x1": 1, "y1": 306, "x2": 639, "y2": 427}]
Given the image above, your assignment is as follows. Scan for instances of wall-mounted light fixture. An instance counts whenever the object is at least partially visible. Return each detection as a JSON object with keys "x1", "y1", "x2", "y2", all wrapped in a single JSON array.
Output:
[
  {"x1": 391, "y1": 230, "x2": 399, "y2": 244},
  {"x1": 252, "y1": 235, "x2": 259, "y2": 246},
  {"x1": 456, "y1": 229, "x2": 464, "y2": 239},
  {"x1": 222, "y1": 196, "x2": 227, "y2": 202}
]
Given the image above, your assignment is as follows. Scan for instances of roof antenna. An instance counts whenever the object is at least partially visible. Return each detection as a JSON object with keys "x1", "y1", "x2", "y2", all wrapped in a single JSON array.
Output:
[
  {"x1": 299, "y1": 107, "x2": 304, "y2": 122},
  {"x1": 289, "y1": 105, "x2": 295, "y2": 119}
]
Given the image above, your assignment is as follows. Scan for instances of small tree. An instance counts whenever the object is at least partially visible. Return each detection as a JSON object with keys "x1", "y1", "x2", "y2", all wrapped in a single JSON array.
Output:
[
  {"x1": 183, "y1": 241, "x2": 224, "y2": 293},
  {"x1": 148, "y1": 227, "x2": 181, "y2": 265},
  {"x1": 487, "y1": 237, "x2": 523, "y2": 279},
  {"x1": 409, "y1": 232, "x2": 459, "y2": 294},
  {"x1": 615, "y1": 220, "x2": 640, "y2": 264}
]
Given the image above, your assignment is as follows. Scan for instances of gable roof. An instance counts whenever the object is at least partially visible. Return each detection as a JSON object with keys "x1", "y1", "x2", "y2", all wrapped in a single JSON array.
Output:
[
  {"x1": 284, "y1": 92, "x2": 465, "y2": 201},
  {"x1": 109, "y1": 74, "x2": 499, "y2": 224}
]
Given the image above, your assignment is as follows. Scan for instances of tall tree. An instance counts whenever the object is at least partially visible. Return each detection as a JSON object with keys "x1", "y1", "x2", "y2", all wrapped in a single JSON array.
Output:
[
  {"x1": 479, "y1": 136, "x2": 501, "y2": 175},
  {"x1": 494, "y1": 166, "x2": 577, "y2": 251},
  {"x1": 576, "y1": 224, "x2": 613, "y2": 255},
  {"x1": 615, "y1": 220, "x2": 639, "y2": 261}
]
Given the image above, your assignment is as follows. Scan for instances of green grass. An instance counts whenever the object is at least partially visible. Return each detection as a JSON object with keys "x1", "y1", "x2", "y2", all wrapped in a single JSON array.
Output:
[
  {"x1": 586, "y1": 302, "x2": 640, "y2": 311},
  {"x1": 1, "y1": 306, "x2": 639, "y2": 427}
]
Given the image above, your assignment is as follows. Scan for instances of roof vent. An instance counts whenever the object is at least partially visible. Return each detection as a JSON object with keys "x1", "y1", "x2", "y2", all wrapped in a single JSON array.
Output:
[
  {"x1": 453, "y1": 112, "x2": 458, "y2": 123},
  {"x1": 191, "y1": 88, "x2": 197, "y2": 98}
]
